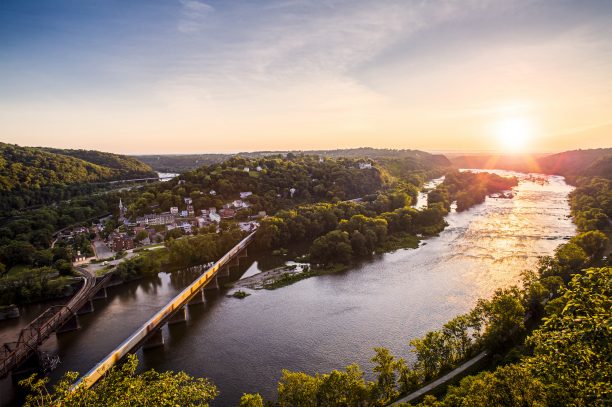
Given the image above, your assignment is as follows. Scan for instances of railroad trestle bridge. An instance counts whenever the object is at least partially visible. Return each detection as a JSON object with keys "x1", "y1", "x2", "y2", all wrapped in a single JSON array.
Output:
[{"x1": 73, "y1": 230, "x2": 256, "y2": 389}]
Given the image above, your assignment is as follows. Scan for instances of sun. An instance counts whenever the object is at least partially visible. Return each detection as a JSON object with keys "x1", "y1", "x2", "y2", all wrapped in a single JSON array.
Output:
[{"x1": 494, "y1": 117, "x2": 533, "y2": 152}]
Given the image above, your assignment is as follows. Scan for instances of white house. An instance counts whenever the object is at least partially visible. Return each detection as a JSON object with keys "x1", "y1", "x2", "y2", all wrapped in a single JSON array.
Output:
[
  {"x1": 209, "y1": 212, "x2": 221, "y2": 223},
  {"x1": 239, "y1": 191, "x2": 253, "y2": 199},
  {"x1": 232, "y1": 199, "x2": 249, "y2": 209},
  {"x1": 256, "y1": 166, "x2": 263, "y2": 172},
  {"x1": 184, "y1": 197, "x2": 193, "y2": 205},
  {"x1": 359, "y1": 162, "x2": 373, "y2": 170},
  {"x1": 180, "y1": 210, "x2": 188, "y2": 217},
  {"x1": 170, "y1": 206, "x2": 179, "y2": 215},
  {"x1": 238, "y1": 221, "x2": 259, "y2": 232},
  {"x1": 209, "y1": 190, "x2": 217, "y2": 196},
  {"x1": 243, "y1": 167, "x2": 250, "y2": 172}
]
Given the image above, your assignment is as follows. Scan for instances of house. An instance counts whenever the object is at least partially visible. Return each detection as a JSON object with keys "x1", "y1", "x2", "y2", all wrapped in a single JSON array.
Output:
[
  {"x1": 187, "y1": 205, "x2": 195, "y2": 216},
  {"x1": 243, "y1": 167, "x2": 250, "y2": 172},
  {"x1": 240, "y1": 191, "x2": 253, "y2": 199},
  {"x1": 135, "y1": 213, "x2": 175, "y2": 226},
  {"x1": 180, "y1": 210, "x2": 188, "y2": 217},
  {"x1": 359, "y1": 162, "x2": 373, "y2": 169},
  {"x1": 179, "y1": 222, "x2": 192, "y2": 234},
  {"x1": 109, "y1": 233, "x2": 134, "y2": 251},
  {"x1": 184, "y1": 197, "x2": 193, "y2": 205},
  {"x1": 232, "y1": 199, "x2": 249, "y2": 209},
  {"x1": 209, "y1": 212, "x2": 221, "y2": 223},
  {"x1": 238, "y1": 221, "x2": 259, "y2": 232},
  {"x1": 209, "y1": 190, "x2": 217, "y2": 196},
  {"x1": 178, "y1": 180, "x2": 186, "y2": 185},
  {"x1": 197, "y1": 217, "x2": 210, "y2": 228},
  {"x1": 256, "y1": 166, "x2": 263, "y2": 172},
  {"x1": 219, "y1": 208, "x2": 236, "y2": 219},
  {"x1": 209, "y1": 207, "x2": 217, "y2": 214},
  {"x1": 170, "y1": 206, "x2": 179, "y2": 215},
  {"x1": 290, "y1": 188, "x2": 296, "y2": 198}
]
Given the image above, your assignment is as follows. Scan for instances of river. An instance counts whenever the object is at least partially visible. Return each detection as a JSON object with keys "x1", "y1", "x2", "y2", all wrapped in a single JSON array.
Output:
[{"x1": 0, "y1": 170, "x2": 575, "y2": 406}]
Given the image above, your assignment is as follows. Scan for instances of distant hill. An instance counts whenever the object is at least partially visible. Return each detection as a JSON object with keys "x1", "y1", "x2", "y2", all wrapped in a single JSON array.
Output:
[
  {"x1": 135, "y1": 147, "x2": 451, "y2": 173},
  {"x1": 43, "y1": 148, "x2": 156, "y2": 179},
  {"x1": 0, "y1": 143, "x2": 156, "y2": 193},
  {"x1": 134, "y1": 154, "x2": 230, "y2": 173},
  {"x1": 451, "y1": 148, "x2": 612, "y2": 178},
  {"x1": 537, "y1": 148, "x2": 612, "y2": 177}
]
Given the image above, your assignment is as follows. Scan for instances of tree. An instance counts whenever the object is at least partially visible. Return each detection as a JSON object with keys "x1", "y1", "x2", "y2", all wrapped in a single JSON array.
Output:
[
  {"x1": 239, "y1": 393, "x2": 265, "y2": 407},
  {"x1": 134, "y1": 230, "x2": 149, "y2": 244},
  {"x1": 20, "y1": 354, "x2": 218, "y2": 406},
  {"x1": 277, "y1": 370, "x2": 319, "y2": 407},
  {"x1": 371, "y1": 347, "x2": 398, "y2": 404},
  {"x1": 525, "y1": 267, "x2": 611, "y2": 405},
  {"x1": 475, "y1": 287, "x2": 525, "y2": 349},
  {"x1": 0, "y1": 241, "x2": 36, "y2": 268},
  {"x1": 54, "y1": 259, "x2": 73, "y2": 276},
  {"x1": 554, "y1": 243, "x2": 588, "y2": 281},
  {"x1": 395, "y1": 358, "x2": 419, "y2": 395},
  {"x1": 310, "y1": 230, "x2": 353, "y2": 265},
  {"x1": 316, "y1": 364, "x2": 370, "y2": 406},
  {"x1": 443, "y1": 364, "x2": 547, "y2": 407},
  {"x1": 570, "y1": 230, "x2": 608, "y2": 259}
]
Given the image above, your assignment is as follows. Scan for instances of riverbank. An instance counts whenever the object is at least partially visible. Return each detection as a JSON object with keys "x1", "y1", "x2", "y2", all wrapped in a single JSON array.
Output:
[{"x1": 229, "y1": 262, "x2": 349, "y2": 292}]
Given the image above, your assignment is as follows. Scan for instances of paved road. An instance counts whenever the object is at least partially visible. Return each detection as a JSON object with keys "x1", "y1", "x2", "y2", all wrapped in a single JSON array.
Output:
[{"x1": 391, "y1": 351, "x2": 488, "y2": 405}]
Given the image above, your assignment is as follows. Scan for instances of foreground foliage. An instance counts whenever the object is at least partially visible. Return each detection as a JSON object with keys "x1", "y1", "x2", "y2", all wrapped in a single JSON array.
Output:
[{"x1": 20, "y1": 354, "x2": 217, "y2": 407}]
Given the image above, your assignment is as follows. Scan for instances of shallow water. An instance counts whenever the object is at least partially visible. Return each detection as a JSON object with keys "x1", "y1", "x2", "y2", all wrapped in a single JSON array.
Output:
[{"x1": 0, "y1": 170, "x2": 575, "y2": 406}]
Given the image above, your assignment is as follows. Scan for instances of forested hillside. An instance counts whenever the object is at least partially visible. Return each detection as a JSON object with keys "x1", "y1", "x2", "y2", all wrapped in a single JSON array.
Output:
[
  {"x1": 0, "y1": 143, "x2": 155, "y2": 212},
  {"x1": 135, "y1": 148, "x2": 451, "y2": 173},
  {"x1": 43, "y1": 148, "x2": 155, "y2": 177}
]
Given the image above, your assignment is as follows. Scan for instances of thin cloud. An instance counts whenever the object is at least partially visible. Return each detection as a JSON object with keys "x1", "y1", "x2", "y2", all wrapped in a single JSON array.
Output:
[{"x1": 178, "y1": 0, "x2": 214, "y2": 33}]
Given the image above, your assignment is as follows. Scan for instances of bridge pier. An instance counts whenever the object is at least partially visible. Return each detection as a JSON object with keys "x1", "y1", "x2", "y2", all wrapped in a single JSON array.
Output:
[
  {"x1": 229, "y1": 257, "x2": 240, "y2": 269},
  {"x1": 168, "y1": 307, "x2": 187, "y2": 325},
  {"x1": 188, "y1": 290, "x2": 205, "y2": 306},
  {"x1": 93, "y1": 286, "x2": 107, "y2": 300},
  {"x1": 204, "y1": 276, "x2": 219, "y2": 290},
  {"x1": 57, "y1": 313, "x2": 80, "y2": 334},
  {"x1": 77, "y1": 300, "x2": 94, "y2": 315},
  {"x1": 143, "y1": 329, "x2": 164, "y2": 350},
  {"x1": 219, "y1": 266, "x2": 230, "y2": 278},
  {"x1": 239, "y1": 248, "x2": 248, "y2": 259}
]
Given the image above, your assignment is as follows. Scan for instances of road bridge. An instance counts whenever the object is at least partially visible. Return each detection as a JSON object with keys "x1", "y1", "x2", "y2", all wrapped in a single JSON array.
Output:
[
  {"x1": 73, "y1": 230, "x2": 257, "y2": 390},
  {"x1": 0, "y1": 268, "x2": 115, "y2": 379}
]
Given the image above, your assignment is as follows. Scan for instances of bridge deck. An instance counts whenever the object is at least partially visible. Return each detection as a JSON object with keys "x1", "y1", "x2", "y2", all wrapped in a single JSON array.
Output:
[{"x1": 74, "y1": 230, "x2": 257, "y2": 389}]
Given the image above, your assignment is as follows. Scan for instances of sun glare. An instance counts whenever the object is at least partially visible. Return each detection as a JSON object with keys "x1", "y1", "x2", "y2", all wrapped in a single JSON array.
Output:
[{"x1": 495, "y1": 117, "x2": 533, "y2": 152}]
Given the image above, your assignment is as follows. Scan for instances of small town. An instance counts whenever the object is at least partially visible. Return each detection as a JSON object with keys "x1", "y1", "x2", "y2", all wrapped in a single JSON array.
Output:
[{"x1": 55, "y1": 191, "x2": 263, "y2": 265}]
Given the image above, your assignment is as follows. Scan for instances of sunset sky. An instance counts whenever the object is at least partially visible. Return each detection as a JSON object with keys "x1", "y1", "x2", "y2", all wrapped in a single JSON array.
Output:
[{"x1": 1, "y1": 0, "x2": 611, "y2": 154}]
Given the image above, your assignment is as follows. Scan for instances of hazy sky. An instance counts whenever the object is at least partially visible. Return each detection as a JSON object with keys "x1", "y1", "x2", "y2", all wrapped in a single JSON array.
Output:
[{"x1": 1, "y1": 0, "x2": 611, "y2": 154}]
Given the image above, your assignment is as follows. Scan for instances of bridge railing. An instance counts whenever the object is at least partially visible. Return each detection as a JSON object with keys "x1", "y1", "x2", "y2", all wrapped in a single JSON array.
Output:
[{"x1": 74, "y1": 230, "x2": 257, "y2": 390}]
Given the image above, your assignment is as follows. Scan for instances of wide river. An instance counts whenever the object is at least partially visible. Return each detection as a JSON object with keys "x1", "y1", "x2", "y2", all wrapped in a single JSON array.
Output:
[{"x1": 0, "y1": 170, "x2": 575, "y2": 406}]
